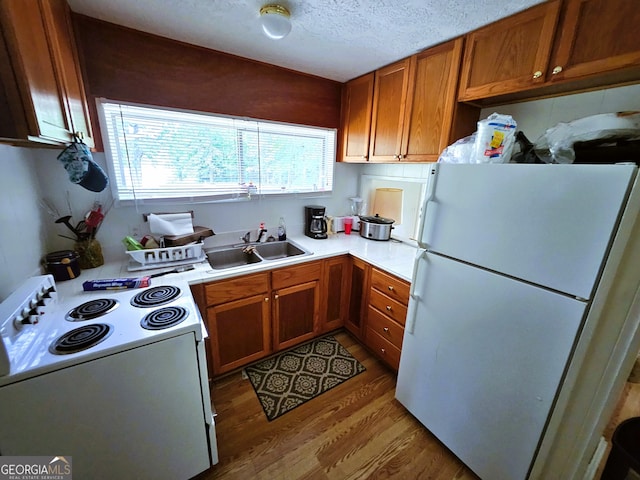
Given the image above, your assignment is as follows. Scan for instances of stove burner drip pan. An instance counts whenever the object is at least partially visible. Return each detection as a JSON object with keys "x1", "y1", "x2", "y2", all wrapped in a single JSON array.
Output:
[
  {"x1": 131, "y1": 286, "x2": 181, "y2": 308},
  {"x1": 66, "y1": 298, "x2": 118, "y2": 321},
  {"x1": 141, "y1": 306, "x2": 188, "y2": 330},
  {"x1": 50, "y1": 323, "x2": 113, "y2": 355}
]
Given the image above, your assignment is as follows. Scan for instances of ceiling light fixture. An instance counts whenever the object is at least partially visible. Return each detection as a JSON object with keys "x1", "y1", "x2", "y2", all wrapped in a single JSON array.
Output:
[{"x1": 259, "y1": 4, "x2": 292, "y2": 40}]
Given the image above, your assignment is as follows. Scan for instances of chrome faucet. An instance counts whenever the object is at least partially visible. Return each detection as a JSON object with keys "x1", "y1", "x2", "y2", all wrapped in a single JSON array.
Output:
[{"x1": 241, "y1": 225, "x2": 268, "y2": 244}]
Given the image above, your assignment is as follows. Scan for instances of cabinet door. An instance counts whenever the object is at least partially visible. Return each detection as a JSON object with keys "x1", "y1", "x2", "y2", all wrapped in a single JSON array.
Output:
[
  {"x1": 549, "y1": 0, "x2": 640, "y2": 84},
  {"x1": 369, "y1": 59, "x2": 410, "y2": 162},
  {"x1": 340, "y1": 73, "x2": 374, "y2": 162},
  {"x1": 40, "y1": 0, "x2": 94, "y2": 147},
  {"x1": 273, "y1": 280, "x2": 319, "y2": 351},
  {"x1": 207, "y1": 294, "x2": 271, "y2": 375},
  {"x1": 402, "y1": 39, "x2": 466, "y2": 162},
  {"x1": 345, "y1": 257, "x2": 369, "y2": 339},
  {"x1": 0, "y1": 0, "x2": 71, "y2": 143},
  {"x1": 321, "y1": 256, "x2": 349, "y2": 333},
  {"x1": 458, "y1": 1, "x2": 561, "y2": 101}
]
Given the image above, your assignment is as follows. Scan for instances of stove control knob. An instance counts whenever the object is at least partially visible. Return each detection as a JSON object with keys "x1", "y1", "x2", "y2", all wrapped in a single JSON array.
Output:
[
  {"x1": 37, "y1": 297, "x2": 53, "y2": 307},
  {"x1": 13, "y1": 310, "x2": 39, "y2": 330}
]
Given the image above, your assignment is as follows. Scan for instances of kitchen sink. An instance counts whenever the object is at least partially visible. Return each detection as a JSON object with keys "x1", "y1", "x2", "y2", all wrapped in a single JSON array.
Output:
[
  {"x1": 205, "y1": 240, "x2": 311, "y2": 270},
  {"x1": 206, "y1": 247, "x2": 263, "y2": 270},
  {"x1": 254, "y1": 241, "x2": 307, "y2": 260}
]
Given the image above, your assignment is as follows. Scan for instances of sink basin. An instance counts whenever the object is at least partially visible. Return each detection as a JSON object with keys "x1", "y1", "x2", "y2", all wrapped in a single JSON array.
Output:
[
  {"x1": 205, "y1": 240, "x2": 310, "y2": 270},
  {"x1": 254, "y1": 241, "x2": 306, "y2": 260},
  {"x1": 206, "y1": 247, "x2": 262, "y2": 270}
]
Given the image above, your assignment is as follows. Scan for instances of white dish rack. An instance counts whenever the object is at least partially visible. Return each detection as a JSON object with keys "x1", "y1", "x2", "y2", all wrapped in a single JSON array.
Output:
[{"x1": 126, "y1": 244, "x2": 206, "y2": 271}]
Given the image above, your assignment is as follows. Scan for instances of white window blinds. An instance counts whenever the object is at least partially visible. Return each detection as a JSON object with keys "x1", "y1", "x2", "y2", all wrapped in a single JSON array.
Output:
[{"x1": 99, "y1": 101, "x2": 336, "y2": 203}]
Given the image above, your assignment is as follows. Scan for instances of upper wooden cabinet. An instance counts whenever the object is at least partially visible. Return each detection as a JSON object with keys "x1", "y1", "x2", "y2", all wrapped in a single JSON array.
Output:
[
  {"x1": 369, "y1": 59, "x2": 411, "y2": 162},
  {"x1": 458, "y1": 1, "x2": 561, "y2": 101},
  {"x1": 458, "y1": 0, "x2": 640, "y2": 103},
  {"x1": 340, "y1": 38, "x2": 478, "y2": 164},
  {"x1": 341, "y1": 73, "x2": 374, "y2": 162},
  {"x1": 549, "y1": 0, "x2": 640, "y2": 84},
  {"x1": 402, "y1": 38, "x2": 473, "y2": 162},
  {"x1": 0, "y1": 0, "x2": 94, "y2": 147}
]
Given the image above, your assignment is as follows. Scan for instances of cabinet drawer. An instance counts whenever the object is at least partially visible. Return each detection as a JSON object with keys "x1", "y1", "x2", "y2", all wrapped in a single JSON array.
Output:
[
  {"x1": 370, "y1": 268, "x2": 409, "y2": 305},
  {"x1": 367, "y1": 306, "x2": 404, "y2": 349},
  {"x1": 205, "y1": 273, "x2": 269, "y2": 305},
  {"x1": 365, "y1": 327, "x2": 401, "y2": 370},
  {"x1": 272, "y1": 261, "x2": 321, "y2": 290},
  {"x1": 369, "y1": 289, "x2": 407, "y2": 326}
]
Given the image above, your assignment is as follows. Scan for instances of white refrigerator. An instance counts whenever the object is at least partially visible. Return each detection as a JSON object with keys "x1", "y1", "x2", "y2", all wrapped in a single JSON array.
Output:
[{"x1": 395, "y1": 163, "x2": 638, "y2": 480}]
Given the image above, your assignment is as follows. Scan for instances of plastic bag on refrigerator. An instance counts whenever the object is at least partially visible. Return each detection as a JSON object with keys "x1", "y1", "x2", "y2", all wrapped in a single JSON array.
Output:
[
  {"x1": 472, "y1": 113, "x2": 517, "y2": 163},
  {"x1": 438, "y1": 133, "x2": 476, "y2": 163}
]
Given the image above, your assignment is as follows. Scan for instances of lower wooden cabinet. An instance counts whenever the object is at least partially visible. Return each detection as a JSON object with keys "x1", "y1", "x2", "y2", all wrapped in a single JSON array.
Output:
[
  {"x1": 200, "y1": 256, "x2": 411, "y2": 376},
  {"x1": 204, "y1": 273, "x2": 271, "y2": 376},
  {"x1": 321, "y1": 255, "x2": 350, "y2": 333},
  {"x1": 364, "y1": 267, "x2": 410, "y2": 371},
  {"x1": 345, "y1": 257, "x2": 370, "y2": 340},
  {"x1": 203, "y1": 259, "x2": 344, "y2": 376},
  {"x1": 272, "y1": 261, "x2": 322, "y2": 351}
]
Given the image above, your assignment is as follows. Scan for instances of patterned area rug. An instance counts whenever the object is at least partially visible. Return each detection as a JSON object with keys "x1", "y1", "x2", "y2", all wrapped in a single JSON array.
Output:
[{"x1": 245, "y1": 335, "x2": 366, "y2": 421}]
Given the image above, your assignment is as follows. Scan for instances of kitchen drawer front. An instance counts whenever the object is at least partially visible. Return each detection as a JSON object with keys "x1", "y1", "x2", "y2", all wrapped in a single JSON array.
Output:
[
  {"x1": 370, "y1": 268, "x2": 409, "y2": 305},
  {"x1": 365, "y1": 327, "x2": 401, "y2": 370},
  {"x1": 205, "y1": 272, "x2": 269, "y2": 305},
  {"x1": 367, "y1": 306, "x2": 404, "y2": 349},
  {"x1": 272, "y1": 261, "x2": 322, "y2": 290},
  {"x1": 369, "y1": 289, "x2": 408, "y2": 326}
]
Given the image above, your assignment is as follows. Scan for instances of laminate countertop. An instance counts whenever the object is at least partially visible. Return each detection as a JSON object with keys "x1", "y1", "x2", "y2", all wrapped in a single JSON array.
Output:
[{"x1": 55, "y1": 233, "x2": 418, "y2": 300}]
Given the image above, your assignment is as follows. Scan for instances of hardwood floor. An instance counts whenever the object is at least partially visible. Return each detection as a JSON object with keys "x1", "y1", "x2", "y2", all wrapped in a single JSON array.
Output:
[{"x1": 195, "y1": 331, "x2": 479, "y2": 480}]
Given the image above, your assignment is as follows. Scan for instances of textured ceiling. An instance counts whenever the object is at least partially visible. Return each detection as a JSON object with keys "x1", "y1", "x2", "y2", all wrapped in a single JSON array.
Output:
[{"x1": 67, "y1": 0, "x2": 545, "y2": 82}]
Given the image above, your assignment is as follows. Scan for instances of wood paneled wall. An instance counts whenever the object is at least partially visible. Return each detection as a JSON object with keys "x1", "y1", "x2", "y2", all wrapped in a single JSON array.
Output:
[{"x1": 71, "y1": 14, "x2": 342, "y2": 151}]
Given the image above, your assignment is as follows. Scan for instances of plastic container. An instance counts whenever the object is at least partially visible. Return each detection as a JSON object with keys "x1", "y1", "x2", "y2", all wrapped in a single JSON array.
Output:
[
  {"x1": 343, "y1": 217, "x2": 353, "y2": 235},
  {"x1": 45, "y1": 250, "x2": 81, "y2": 281},
  {"x1": 601, "y1": 417, "x2": 640, "y2": 479},
  {"x1": 278, "y1": 217, "x2": 287, "y2": 241},
  {"x1": 472, "y1": 113, "x2": 517, "y2": 163},
  {"x1": 126, "y1": 244, "x2": 203, "y2": 266}
]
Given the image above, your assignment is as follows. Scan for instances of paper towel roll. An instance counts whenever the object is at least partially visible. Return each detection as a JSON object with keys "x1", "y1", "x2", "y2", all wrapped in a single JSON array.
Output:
[{"x1": 148, "y1": 213, "x2": 194, "y2": 236}]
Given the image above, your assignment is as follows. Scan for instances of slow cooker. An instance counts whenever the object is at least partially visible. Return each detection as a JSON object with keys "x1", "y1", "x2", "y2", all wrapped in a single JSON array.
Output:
[{"x1": 358, "y1": 214, "x2": 395, "y2": 241}]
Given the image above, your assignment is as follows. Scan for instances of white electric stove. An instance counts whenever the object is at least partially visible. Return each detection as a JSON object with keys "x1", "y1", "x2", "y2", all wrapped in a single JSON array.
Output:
[{"x1": 0, "y1": 275, "x2": 218, "y2": 479}]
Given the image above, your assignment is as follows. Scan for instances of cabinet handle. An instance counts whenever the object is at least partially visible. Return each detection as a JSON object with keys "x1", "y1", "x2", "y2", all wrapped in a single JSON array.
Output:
[
  {"x1": 383, "y1": 327, "x2": 390, "y2": 333},
  {"x1": 381, "y1": 348, "x2": 386, "y2": 354},
  {"x1": 388, "y1": 285, "x2": 394, "y2": 291},
  {"x1": 362, "y1": 155, "x2": 368, "y2": 160},
  {"x1": 552, "y1": 66, "x2": 563, "y2": 75},
  {"x1": 274, "y1": 294, "x2": 279, "y2": 300},
  {"x1": 74, "y1": 131, "x2": 84, "y2": 140},
  {"x1": 264, "y1": 297, "x2": 269, "y2": 302},
  {"x1": 532, "y1": 70, "x2": 543, "y2": 79},
  {"x1": 386, "y1": 305, "x2": 392, "y2": 311}
]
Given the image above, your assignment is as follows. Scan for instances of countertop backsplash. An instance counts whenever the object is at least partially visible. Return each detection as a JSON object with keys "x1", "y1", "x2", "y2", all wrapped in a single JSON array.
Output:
[{"x1": 30, "y1": 149, "x2": 363, "y2": 265}]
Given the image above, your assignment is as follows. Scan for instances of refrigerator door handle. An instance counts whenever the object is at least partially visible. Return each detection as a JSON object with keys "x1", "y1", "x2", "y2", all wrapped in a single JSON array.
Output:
[
  {"x1": 418, "y1": 164, "x2": 439, "y2": 248},
  {"x1": 406, "y1": 248, "x2": 427, "y2": 334}
]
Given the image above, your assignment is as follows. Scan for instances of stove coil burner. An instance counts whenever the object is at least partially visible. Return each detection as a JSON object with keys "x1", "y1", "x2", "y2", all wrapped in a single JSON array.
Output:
[
  {"x1": 66, "y1": 298, "x2": 119, "y2": 321},
  {"x1": 131, "y1": 286, "x2": 181, "y2": 308},
  {"x1": 141, "y1": 306, "x2": 188, "y2": 330},
  {"x1": 49, "y1": 323, "x2": 113, "y2": 355}
]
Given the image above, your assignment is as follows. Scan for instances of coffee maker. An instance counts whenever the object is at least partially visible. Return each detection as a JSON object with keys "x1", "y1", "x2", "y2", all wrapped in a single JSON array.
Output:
[{"x1": 304, "y1": 205, "x2": 328, "y2": 239}]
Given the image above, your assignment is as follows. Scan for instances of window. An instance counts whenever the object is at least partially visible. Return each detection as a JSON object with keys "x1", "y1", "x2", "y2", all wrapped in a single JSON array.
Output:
[{"x1": 98, "y1": 101, "x2": 336, "y2": 203}]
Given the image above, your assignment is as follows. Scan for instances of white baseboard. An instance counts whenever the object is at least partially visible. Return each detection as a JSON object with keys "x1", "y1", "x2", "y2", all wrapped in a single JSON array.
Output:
[{"x1": 584, "y1": 436, "x2": 608, "y2": 480}]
